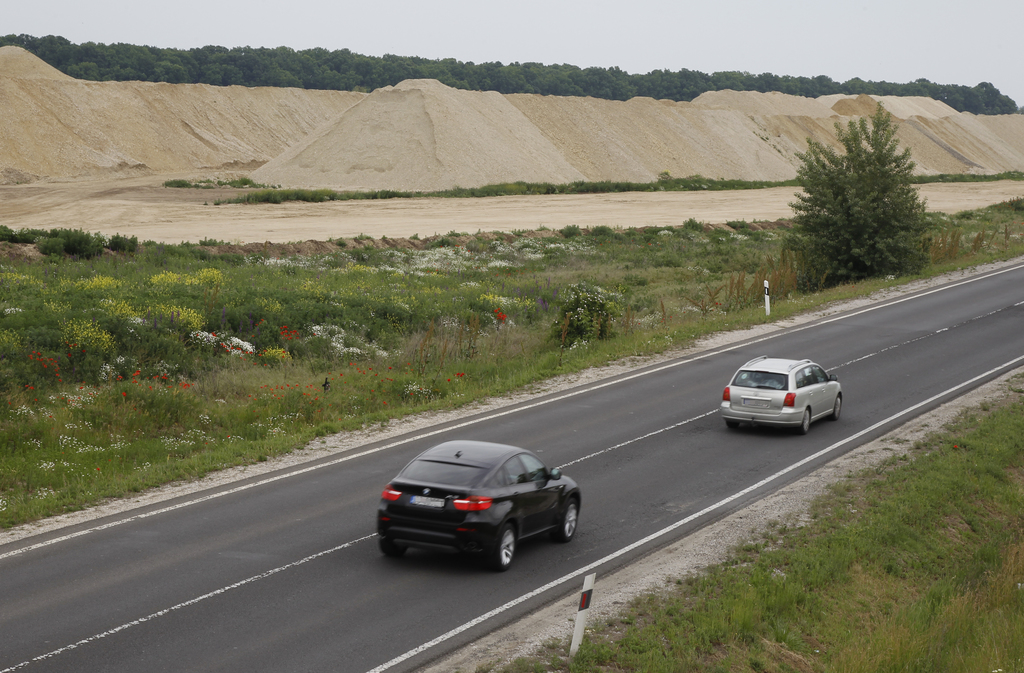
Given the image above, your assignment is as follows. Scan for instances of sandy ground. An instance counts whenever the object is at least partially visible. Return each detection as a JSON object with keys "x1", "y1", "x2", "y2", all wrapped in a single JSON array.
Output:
[{"x1": 1, "y1": 178, "x2": 1023, "y2": 245}]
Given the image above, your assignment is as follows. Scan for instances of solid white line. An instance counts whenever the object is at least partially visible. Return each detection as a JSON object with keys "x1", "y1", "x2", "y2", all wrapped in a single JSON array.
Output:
[
  {"x1": 3, "y1": 262, "x2": 1021, "y2": 564},
  {"x1": 364, "y1": 352, "x2": 1024, "y2": 673},
  {"x1": 0, "y1": 535, "x2": 375, "y2": 673},
  {"x1": 9, "y1": 352, "x2": 1023, "y2": 673}
]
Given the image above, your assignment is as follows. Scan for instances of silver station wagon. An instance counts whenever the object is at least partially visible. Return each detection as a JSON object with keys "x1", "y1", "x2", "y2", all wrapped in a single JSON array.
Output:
[{"x1": 721, "y1": 356, "x2": 842, "y2": 434}]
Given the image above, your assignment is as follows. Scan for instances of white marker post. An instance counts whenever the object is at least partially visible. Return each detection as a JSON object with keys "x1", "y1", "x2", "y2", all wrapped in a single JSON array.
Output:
[
  {"x1": 569, "y1": 573, "x2": 597, "y2": 658},
  {"x1": 764, "y1": 279, "x2": 771, "y2": 316}
]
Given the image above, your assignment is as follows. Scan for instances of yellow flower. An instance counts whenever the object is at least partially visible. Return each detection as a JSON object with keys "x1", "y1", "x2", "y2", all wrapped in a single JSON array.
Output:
[
  {"x1": 258, "y1": 347, "x2": 291, "y2": 362},
  {"x1": 102, "y1": 298, "x2": 142, "y2": 320},
  {"x1": 0, "y1": 272, "x2": 39, "y2": 286},
  {"x1": 150, "y1": 305, "x2": 206, "y2": 332},
  {"x1": 258, "y1": 297, "x2": 283, "y2": 314},
  {"x1": 149, "y1": 271, "x2": 183, "y2": 286},
  {"x1": 301, "y1": 279, "x2": 329, "y2": 300},
  {"x1": 188, "y1": 268, "x2": 223, "y2": 287},
  {"x1": 149, "y1": 268, "x2": 223, "y2": 288},
  {"x1": 61, "y1": 319, "x2": 116, "y2": 352},
  {"x1": 0, "y1": 329, "x2": 22, "y2": 350},
  {"x1": 77, "y1": 275, "x2": 122, "y2": 292}
]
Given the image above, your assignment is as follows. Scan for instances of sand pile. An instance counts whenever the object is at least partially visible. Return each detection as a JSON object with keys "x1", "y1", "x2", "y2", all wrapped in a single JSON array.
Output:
[
  {"x1": 824, "y1": 93, "x2": 959, "y2": 120},
  {"x1": 259, "y1": 81, "x2": 1023, "y2": 189},
  {"x1": 252, "y1": 79, "x2": 586, "y2": 191},
  {"x1": 0, "y1": 46, "x2": 364, "y2": 183},
  {"x1": 3, "y1": 46, "x2": 1023, "y2": 190},
  {"x1": 692, "y1": 89, "x2": 836, "y2": 117},
  {"x1": 506, "y1": 95, "x2": 800, "y2": 182},
  {"x1": 0, "y1": 45, "x2": 73, "y2": 80}
]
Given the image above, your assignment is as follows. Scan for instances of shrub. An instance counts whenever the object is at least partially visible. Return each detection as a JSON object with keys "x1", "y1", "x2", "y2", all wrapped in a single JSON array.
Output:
[
  {"x1": 108, "y1": 234, "x2": 139, "y2": 253},
  {"x1": 37, "y1": 236, "x2": 65, "y2": 256},
  {"x1": 551, "y1": 282, "x2": 619, "y2": 346},
  {"x1": 560, "y1": 225, "x2": 582, "y2": 238},
  {"x1": 34, "y1": 228, "x2": 106, "y2": 258}
]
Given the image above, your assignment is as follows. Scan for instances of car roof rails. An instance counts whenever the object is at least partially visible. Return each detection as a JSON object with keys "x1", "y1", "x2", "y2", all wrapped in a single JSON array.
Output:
[
  {"x1": 742, "y1": 355, "x2": 770, "y2": 367},
  {"x1": 786, "y1": 359, "x2": 813, "y2": 371}
]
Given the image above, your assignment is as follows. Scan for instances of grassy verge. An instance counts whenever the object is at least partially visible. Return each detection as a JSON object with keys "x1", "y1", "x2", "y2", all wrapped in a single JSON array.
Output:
[
  {"x1": 1, "y1": 200, "x2": 1023, "y2": 528},
  {"x1": 208, "y1": 172, "x2": 1024, "y2": 205},
  {"x1": 488, "y1": 375, "x2": 1024, "y2": 673},
  {"x1": 162, "y1": 177, "x2": 275, "y2": 189}
]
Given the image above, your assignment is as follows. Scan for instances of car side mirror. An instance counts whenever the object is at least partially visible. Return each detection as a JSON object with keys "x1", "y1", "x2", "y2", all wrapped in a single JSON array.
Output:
[
  {"x1": 549, "y1": 468, "x2": 562, "y2": 480},
  {"x1": 829, "y1": 374, "x2": 838, "y2": 381}
]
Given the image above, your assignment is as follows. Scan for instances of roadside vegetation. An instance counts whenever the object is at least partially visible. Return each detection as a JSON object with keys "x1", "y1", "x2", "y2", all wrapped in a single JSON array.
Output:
[
  {"x1": 161, "y1": 177, "x2": 274, "y2": 189},
  {"x1": 173, "y1": 171, "x2": 1024, "y2": 205},
  {"x1": 487, "y1": 375, "x2": 1024, "y2": 673},
  {"x1": 2, "y1": 197, "x2": 1022, "y2": 528}
]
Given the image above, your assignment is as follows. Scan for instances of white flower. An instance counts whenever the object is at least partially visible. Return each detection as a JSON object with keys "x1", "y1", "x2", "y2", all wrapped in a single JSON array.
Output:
[{"x1": 190, "y1": 330, "x2": 219, "y2": 345}]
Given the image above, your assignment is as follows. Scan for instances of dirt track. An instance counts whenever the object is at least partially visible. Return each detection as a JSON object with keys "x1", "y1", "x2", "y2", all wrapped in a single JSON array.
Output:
[{"x1": 2, "y1": 178, "x2": 1022, "y2": 245}]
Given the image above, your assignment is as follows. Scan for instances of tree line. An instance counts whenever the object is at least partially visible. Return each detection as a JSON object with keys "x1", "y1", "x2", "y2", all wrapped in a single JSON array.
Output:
[{"x1": 2, "y1": 34, "x2": 1019, "y2": 115}]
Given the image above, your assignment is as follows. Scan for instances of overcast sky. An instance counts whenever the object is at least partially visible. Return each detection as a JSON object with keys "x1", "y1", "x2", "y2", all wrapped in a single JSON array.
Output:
[{"x1": 6, "y1": 0, "x2": 1023, "y2": 107}]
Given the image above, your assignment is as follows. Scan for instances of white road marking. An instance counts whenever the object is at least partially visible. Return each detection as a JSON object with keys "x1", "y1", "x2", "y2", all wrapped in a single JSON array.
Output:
[
  {"x1": 365, "y1": 352, "x2": 1024, "y2": 673},
  {"x1": 3, "y1": 261, "x2": 1021, "y2": 563},
  {"x1": 0, "y1": 535, "x2": 376, "y2": 673},
  {"x1": 832, "y1": 303, "x2": 1016, "y2": 370},
  {"x1": 557, "y1": 409, "x2": 720, "y2": 469},
  {"x1": 2, "y1": 265, "x2": 1022, "y2": 671},
  {"x1": 6, "y1": 351, "x2": 1023, "y2": 672}
]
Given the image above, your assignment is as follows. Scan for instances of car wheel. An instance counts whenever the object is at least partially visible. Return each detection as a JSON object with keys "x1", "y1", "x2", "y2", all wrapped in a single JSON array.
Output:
[
  {"x1": 552, "y1": 499, "x2": 579, "y2": 543},
  {"x1": 724, "y1": 419, "x2": 740, "y2": 429},
  {"x1": 488, "y1": 523, "x2": 516, "y2": 571},
  {"x1": 829, "y1": 394, "x2": 842, "y2": 421},
  {"x1": 797, "y1": 408, "x2": 811, "y2": 435},
  {"x1": 379, "y1": 536, "x2": 406, "y2": 558}
]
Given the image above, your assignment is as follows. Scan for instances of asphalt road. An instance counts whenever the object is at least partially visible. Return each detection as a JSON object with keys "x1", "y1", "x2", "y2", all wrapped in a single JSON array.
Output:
[{"x1": 2, "y1": 261, "x2": 1023, "y2": 673}]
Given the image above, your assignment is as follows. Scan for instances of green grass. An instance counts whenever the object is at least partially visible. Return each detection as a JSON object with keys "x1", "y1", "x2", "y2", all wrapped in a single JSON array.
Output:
[
  {"x1": 1, "y1": 200, "x2": 1023, "y2": 528},
  {"x1": 208, "y1": 172, "x2": 1024, "y2": 205},
  {"x1": 488, "y1": 379, "x2": 1024, "y2": 673},
  {"x1": 163, "y1": 177, "x2": 275, "y2": 189}
]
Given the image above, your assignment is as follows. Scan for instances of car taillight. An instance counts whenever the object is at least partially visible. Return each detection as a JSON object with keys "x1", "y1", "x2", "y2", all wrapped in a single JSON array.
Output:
[
  {"x1": 453, "y1": 496, "x2": 492, "y2": 511},
  {"x1": 784, "y1": 392, "x2": 796, "y2": 407},
  {"x1": 381, "y1": 485, "x2": 402, "y2": 501},
  {"x1": 722, "y1": 387, "x2": 731, "y2": 402}
]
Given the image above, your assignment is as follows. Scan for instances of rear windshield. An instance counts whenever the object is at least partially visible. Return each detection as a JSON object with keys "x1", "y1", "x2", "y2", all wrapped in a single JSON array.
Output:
[
  {"x1": 399, "y1": 460, "x2": 483, "y2": 486},
  {"x1": 732, "y1": 370, "x2": 788, "y2": 390}
]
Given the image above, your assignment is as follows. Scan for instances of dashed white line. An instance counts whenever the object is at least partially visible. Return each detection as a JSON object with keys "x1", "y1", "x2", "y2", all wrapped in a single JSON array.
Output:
[
  {"x1": 365, "y1": 352, "x2": 1024, "y2": 673},
  {"x1": 0, "y1": 535, "x2": 375, "y2": 673},
  {"x1": 4, "y1": 261, "x2": 1021, "y2": 563}
]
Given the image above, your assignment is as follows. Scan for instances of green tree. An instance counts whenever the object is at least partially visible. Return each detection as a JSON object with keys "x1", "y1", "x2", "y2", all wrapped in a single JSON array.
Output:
[{"x1": 787, "y1": 103, "x2": 929, "y2": 286}]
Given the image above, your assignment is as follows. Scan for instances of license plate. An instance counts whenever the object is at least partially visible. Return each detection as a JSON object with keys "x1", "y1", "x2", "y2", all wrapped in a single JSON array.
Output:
[
  {"x1": 410, "y1": 495, "x2": 445, "y2": 509},
  {"x1": 742, "y1": 398, "x2": 769, "y2": 408}
]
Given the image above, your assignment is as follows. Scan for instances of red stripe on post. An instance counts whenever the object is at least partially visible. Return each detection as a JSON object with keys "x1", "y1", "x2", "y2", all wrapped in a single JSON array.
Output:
[{"x1": 579, "y1": 588, "x2": 592, "y2": 611}]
